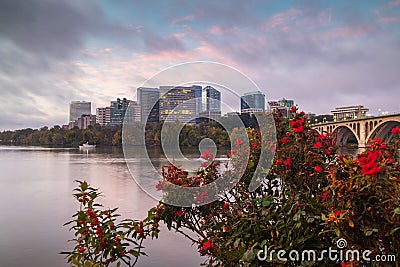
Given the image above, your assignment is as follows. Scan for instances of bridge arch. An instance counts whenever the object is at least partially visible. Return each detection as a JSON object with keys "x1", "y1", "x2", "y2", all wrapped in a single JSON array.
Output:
[
  {"x1": 332, "y1": 125, "x2": 360, "y2": 147},
  {"x1": 367, "y1": 120, "x2": 400, "y2": 143}
]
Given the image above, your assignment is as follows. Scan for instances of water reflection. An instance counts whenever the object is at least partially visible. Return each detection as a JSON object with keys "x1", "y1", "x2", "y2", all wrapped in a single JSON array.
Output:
[{"x1": 0, "y1": 146, "x2": 203, "y2": 267}]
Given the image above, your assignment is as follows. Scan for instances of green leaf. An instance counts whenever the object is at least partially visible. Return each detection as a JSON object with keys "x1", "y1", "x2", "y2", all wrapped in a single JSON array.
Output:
[
  {"x1": 241, "y1": 248, "x2": 256, "y2": 262},
  {"x1": 262, "y1": 199, "x2": 271, "y2": 207},
  {"x1": 81, "y1": 181, "x2": 88, "y2": 191},
  {"x1": 390, "y1": 227, "x2": 400, "y2": 235}
]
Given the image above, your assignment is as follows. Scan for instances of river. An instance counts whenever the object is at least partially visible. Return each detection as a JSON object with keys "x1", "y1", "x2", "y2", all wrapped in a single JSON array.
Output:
[
  {"x1": 0, "y1": 145, "x2": 370, "y2": 267},
  {"x1": 0, "y1": 146, "x2": 204, "y2": 267}
]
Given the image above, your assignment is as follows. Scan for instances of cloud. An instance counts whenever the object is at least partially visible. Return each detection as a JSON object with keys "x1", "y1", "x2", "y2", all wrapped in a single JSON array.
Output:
[
  {"x1": 0, "y1": 0, "x2": 104, "y2": 59},
  {"x1": 0, "y1": 0, "x2": 399, "y2": 130},
  {"x1": 143, "y1": 32, "x2": 185, "y2": 53},
  {"x1": 377, "y1": 16, "x2": 400, "y2": 23},
  {"x1": 262, "y1": 7, "x2": 302, "y2": 30},
  {"x1": 322, "y1": 25, "x2": 379, "y2": 40}
]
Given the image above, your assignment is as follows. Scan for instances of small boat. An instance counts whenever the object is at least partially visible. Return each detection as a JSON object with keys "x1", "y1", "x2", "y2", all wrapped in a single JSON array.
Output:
[{"x1": 79, "y1": 142, "x2": 96, "y2": 149}]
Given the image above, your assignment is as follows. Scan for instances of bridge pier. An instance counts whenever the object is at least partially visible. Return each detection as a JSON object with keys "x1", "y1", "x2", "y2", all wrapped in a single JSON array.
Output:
[{"x1": 359, "y1": 124, "x2": 367, "y2": 148}]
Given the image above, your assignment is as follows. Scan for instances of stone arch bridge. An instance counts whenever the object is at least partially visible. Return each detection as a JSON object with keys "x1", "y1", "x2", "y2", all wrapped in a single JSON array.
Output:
[{"x1": 311, "y1": 114, "x2": 400, "y2": 147}]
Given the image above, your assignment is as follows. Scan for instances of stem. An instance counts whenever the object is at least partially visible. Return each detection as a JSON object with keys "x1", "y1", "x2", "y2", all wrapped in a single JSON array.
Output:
[
  {"x1": 172, "y1": 225, "x2": 199, "y2": 243},
  {"x1": 131, "y1": 237, "x2": 144, "y2": 266}
]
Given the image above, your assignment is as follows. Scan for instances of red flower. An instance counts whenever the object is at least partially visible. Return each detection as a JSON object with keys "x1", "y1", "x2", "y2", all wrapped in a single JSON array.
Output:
[
  {"x1": 222, "y1": 202, "x2": 230, "y2": 210},
  {"x1": 290, "y1": 119, "x2": 304, "y2": 133},
  {"x1": 276, "y1": 159, "x2": 282, "y2": 165},
  {"x1": 235, "y1": 138, "x2": 244, "y2": 146},
  {"x1": 201, "y1": 150, "x2": 214, "y2": 161},
  {"x1": 341, "y1": 262, "x2": 352, "y2": 267},
  {"x1": 77, "y1": 247, "x2": 85, "y2": 253},
  {"x1": 313, "y1": 142, "x2": 322, "y2": 148},
  {"x1": 290, "y1": 106, "x2": 297, "y2": 113},
  {"x1": 200, "y1": 161, "x2": 209, "y2": 167},
  {"x1": 280, "y1": 137, "x2": 290, "y2": 144},
  {"x1": 392, "y1": 127, "x2": 400, "y2": 135},
  {"x1": 202, "y1": 240, "x2": 212, "y2": 250},
  {"x1": 284, "y1": 157, "x2": 291, "y2": 168},
  {"x1": 176, "y1": 210, "x2": 185, "y2": 217},
  {"x1": 358, "y1": 150, "x2": 381, "y2": 176},
  {"x1": 155, "y1": 181, "x2": 164, "y2": 190},
  {"x1": 227, "y1": 149, "x2": 238, "y2": 158},
  {"x1": 318, "y1": 192, "x2": 330, "y2": 199},
  {"x1": 335, "y1": 210, "x2": 342, "y2": 217},
  {"x1": 314, "y1": 166, "x2": 322, "y2": 173}
]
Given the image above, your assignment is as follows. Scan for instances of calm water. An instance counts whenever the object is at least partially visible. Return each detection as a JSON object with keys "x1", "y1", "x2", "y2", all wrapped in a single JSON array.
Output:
[{"x1": 0, "y1": 146, "x2": 204, "y2": 267}]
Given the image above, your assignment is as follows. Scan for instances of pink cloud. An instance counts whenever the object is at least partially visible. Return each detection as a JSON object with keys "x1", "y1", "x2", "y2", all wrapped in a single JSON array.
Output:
[
  {"x1": 323, "y1": 25, "x2": 378, "y2": 41},
  {"x1": 81, "y1": 49, "x2": 98, "y2": 58},
  {"x1": 388, "y1": 0, "x2": 400, "y2": 8},
  {"x1": 207, "y1": 25, "x2": 238, "y2": 35},
  {"x1": 262, "y1": 7, "x2": 302, "y2": 30},
  {"x1": 172, "y1": 15, "x2": 196, "y2": 25},
  {"x1": 375, "y1": 0, "x2": 400, "y2": 16},
  {"x1": 377, "y1": 16, "x2": 400, "y2": 23}
]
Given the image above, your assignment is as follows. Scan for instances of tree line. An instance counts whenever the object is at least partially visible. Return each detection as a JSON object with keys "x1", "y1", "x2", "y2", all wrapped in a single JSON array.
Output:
[{"x1": 0, "y1": 113, "x2": 261, "y2": 148}]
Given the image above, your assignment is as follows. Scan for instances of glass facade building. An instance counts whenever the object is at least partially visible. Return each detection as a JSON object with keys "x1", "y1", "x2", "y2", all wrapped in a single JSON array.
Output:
[
  {"x1": 240, "y1": 91, "x2": 265, "y2": 113},
  {"x1": 159, "y1": 85, "x2": 202, "y2": 123},
  {"x1": 137, "y1": 87, "x2": 160, "y2": 124},
  {"x1": 202, "y1": 86, "x2": 221, "y2": 111},
  {"x1": 109, "y1": 98, "x2": 132, "y2": 126},
  {"x1": 69, "y1": 101, "x2": 91, "y2": 123}
]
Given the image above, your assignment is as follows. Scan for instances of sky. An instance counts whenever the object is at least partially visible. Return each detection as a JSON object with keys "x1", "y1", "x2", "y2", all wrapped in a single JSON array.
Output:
[{"x1": 0, "y1": 0, "x2": 400, "y2": 130}]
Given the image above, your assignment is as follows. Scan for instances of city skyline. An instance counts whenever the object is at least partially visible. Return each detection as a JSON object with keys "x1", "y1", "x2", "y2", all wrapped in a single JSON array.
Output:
[{"x1": 1, "y1": 1, "x2": 400, "y2": 130}]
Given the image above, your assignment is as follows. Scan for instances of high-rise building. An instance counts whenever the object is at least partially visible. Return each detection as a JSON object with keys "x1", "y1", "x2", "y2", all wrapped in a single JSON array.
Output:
[
  {"x1": 77, "y1": 114, "x2": 96, "y2": 129},
  {"x1": 240, "y1": 91, "x2": 265, "y2": 114},
  {"x1": 109, "y1": 98, "x2": 132, "y2": 126},
  {"x1": 159, "y1": 85, "x2": 202, "y2": 123},
  {"x1": 202, "y1": 86, "x2": 221, "y2": 111},
  {"x1": 268, "y1": 98, "x2": 295, "y2": 118},
  {"x1": 96, "y1": 107, "x2": 111, "y2": 126},
  {"x1": 278, "y1": 98, "x2": 294, "y2": 109},
  {"x1": 127, "y1": 101, "x2": 141, "y2": 123},
  {"x1": 199, "y1": 86, "x2": 221, "y2": 123},
  {"x1": 137, "y1": 87, "x2": 160, "y2": 124},
  {"x1": 69, "y1": 101, "x2": 91, "y2": 123},
  {"x1": 331, "y1": 105, "x2": 369, "y2": 121}
]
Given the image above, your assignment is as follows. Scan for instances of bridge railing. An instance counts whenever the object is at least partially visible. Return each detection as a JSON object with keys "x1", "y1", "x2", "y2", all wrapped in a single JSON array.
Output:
[{"x1": 310, "y1": 112, "x2": 400, "y2": 126}]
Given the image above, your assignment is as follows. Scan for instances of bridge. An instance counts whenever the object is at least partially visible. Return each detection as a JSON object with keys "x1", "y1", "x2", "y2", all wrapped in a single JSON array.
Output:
[{"x1": 311, "y1": 113, "x2": 400, "y2": 147}]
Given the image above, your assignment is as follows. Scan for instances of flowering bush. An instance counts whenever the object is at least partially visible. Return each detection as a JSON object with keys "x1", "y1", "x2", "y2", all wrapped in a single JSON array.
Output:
[
  {"x1": 63, "y1": 181, "x2": 160, "y2": 267},
  {"x1": 65, "y1": 115, "x2": 400, "y2": 266},
  {"x1": 153, "y1": 112, "x2": 400, "y2": 266}
]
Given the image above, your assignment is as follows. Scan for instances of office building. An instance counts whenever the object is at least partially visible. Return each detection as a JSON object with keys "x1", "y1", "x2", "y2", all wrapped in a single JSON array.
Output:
[
  {"x1": 202, "y1": 86, "x2": 221, "y2": 111},
  {"x1": 69, "y1": 101, "x2": 91, "y2": 123},
  {"x1": 199, "y1": 86, "x2": 221, "y2": 123},
  {"x1": 127, "y1": 101, "x2": 141, "y2": 123},
  {"x1": 159, "y1": 85, "x2": 202, "y2": 123},
  {"x1": 96, "y1": 107, "x2": 111, "y2": 126},
  {"x1": 240, "y1": 91, "x2": 265, "y2": 114},
  {"x1": 137, "y1": 87, "x2": 160, "y2": 124},
  {"x1": 268, "y1": 98, "x2": 295, "y2": 118},
  {"x1": 109, "y1": 98, "x2": 132, "y2": 126},
  {"x1": 77, "y1": 114, "x2": 96, "y2": 129},
  {"x1": 331, "y1": 105, "x2": 369, "y2": 121}
]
